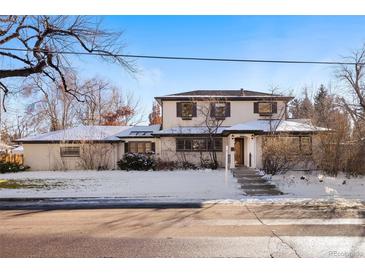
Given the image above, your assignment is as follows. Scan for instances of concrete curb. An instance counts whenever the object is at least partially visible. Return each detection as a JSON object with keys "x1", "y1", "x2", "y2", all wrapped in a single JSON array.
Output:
[{"x1": 0, "y1": 197, "x2": 204, "y2": 210}]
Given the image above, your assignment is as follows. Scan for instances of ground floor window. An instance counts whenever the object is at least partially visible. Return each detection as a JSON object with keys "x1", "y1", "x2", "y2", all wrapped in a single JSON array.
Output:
[
  {"x1": 176, "y1": 137, "x2": 223, "y2": 152},
  {"x1": 127, "y1": 142, "x2": 154, "y2": 154},
  {"x1": 60, "y1": 146, "x2": 80, "y2": 157},
  {"x1": 300, "y1": 136, "x2": 312, "y2": 155},
  {"x1": 264, "y1": 135, "x2": 312, "y2": 155}
]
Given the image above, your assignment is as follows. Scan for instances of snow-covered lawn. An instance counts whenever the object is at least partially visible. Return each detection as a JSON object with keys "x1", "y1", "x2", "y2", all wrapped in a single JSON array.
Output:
[
  {"x1": 0, "y1": 170, "x2": 242, "y2": 202},
  {"x1": 0, "y1": 169, "x2": 364, "y2": 203},
  {"x1": 270, "y1": 171, "x2": 365, "y2": 200}
]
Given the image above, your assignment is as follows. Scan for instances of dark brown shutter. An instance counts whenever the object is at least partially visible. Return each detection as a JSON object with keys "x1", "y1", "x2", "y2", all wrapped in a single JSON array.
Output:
[
  {"x1": 151, "y1": 142, "x2": 155, "y2": 152},
  {"x1": 225, "y1": 102, "x2": 231, "y2": 117},
  {"x1": 272, "y1": 102, "x2": 277, "y2": 113},
  {"x1": 192, "y1": 103, "x2": 197, "y2": 117},
  {"x1": 124, "y1": 143, "x2": 129, "y2": 153},
  {"x1": 253, "y1": 102, "x2": 259, "y2": 113},
  {"x1": 210, "y1": 103, "x2": 216, "y2": 117},
  {"x1": 176, "y1": 102, "x2": 182, "y2": 117}
]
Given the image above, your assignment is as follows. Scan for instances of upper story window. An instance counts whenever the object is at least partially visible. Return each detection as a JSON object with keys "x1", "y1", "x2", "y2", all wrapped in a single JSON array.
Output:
[
  {"x1": 176, "y1": 102, "x2": 197, "y2": 120},
  {"x1": 254, "y1": 102, "x2": 277, "y2": 116},
  {"x1": 210, "y1": 102, "x2": 231, "y2": 119},
  {"x1": 258, "y1": 102, "x2": 272, "y2": 113}
]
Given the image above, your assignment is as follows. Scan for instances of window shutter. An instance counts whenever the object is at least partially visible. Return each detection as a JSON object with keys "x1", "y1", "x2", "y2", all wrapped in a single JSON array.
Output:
[
  {"x1": 272, "y1": 102, "x2": 277, "y2": 113},
  {"x1": 124, "y1": 142, "x2": 129, "y2": 153},
  {"x1": 210, "y1": 103, "x2": 216, "y2": 117},
  {"x1": 225, "y1": 102, "x2": 231, "y2": 117},
  {"x1": 192, "y1": 103, "x2": 197, "y2": 117},
  {"x1": 253, "y1": 102, "x2": 259, "y2": 113},
  {"x1": 176, "y1": 102, "x2": 182, "y2": 117},
  {"x1": 151, "y1": 142, "x2": 155, "y2": 152}
]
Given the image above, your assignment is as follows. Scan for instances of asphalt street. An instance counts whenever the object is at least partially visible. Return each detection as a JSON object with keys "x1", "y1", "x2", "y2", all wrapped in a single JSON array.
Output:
[{"x1": 0, "y1": 202, "x2": 364, "y2": 257}]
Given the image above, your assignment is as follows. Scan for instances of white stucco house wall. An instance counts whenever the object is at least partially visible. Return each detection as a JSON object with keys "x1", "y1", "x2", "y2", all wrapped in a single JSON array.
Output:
[{"x1": 16, "y1": 89, "x2": 327, "y2": 171}]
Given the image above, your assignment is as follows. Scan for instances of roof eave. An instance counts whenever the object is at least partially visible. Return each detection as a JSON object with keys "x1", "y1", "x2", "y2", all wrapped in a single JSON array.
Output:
[
  {"x1": 16, "y1": 139, "x2": 121, "y2": 144},
  {"x1": 154, "y1": 96, "x2": 294, "y2": 102}
]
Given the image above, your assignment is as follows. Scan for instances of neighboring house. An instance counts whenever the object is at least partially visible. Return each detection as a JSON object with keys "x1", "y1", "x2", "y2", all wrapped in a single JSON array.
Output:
[{"x1": 17, "y1": 89, "x2": 327, "y2": 170}]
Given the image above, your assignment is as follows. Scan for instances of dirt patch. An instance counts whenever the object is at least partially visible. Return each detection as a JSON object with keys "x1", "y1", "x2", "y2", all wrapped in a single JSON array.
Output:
[{"x1": 0, "y1": 179, "x2": 65, "y2": 190}]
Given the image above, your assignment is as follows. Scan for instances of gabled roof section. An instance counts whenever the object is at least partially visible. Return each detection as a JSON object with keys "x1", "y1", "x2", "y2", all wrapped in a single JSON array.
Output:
[
  {"x1": 155, "y1": 89, "x2": 294, "y2": 103},
  {"x1": 17, "y1": 125, "x2": 132, "y2": 143}
]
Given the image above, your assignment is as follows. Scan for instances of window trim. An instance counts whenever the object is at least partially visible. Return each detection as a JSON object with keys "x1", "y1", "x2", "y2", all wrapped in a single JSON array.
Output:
[
  {"x1": 254, "y1": 101, "x2": 278, "y2": 116},
  {"x1": 214, "y1": 103, "x2": 226, "y2": 118},
  {"x1": 258, "y1": 102, "x2": 273, "y2": 114},
  {"x1": 181, "y1": 102, "x2": 194, "y2": 119},
  {"x1": 300, "y1": 136, "x2": 312, "y2": 155},
  {"x1": 210, "y1": 102, "x2": 230, "y2": 119},
  {"x1": 127, "y1": 141, "x2": 154, "y2": 154},
  {"x1": 176, "y1": 137, "x2": 223, "y2": 152},
  {"x1": 60, "y1": 146, "x2": 80, "y2": 157},
  {"x1": 263, "y1": 135, "x2": 312, "y2": 156}
]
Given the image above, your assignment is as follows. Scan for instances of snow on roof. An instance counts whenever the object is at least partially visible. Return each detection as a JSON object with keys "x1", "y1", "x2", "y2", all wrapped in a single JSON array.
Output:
[
  {"x1": 17, "y1": 125, "x2": 132, "y2": 142},
  {"x1": 11, "y1": 146, "x2": 24, "y2": 154},
  {"x1": 116, "y1": 125, "x2": 161, "y2": 138},
  {"x1": 226, "y1": 119, "x2": 329, "y2": 133},
  {"x1": 156, "y1": 126, "x2": 229, "y2": 135}
]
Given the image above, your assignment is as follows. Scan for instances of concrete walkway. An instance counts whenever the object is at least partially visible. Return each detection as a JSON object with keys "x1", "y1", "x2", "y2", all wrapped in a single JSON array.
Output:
[{"x1": 232, "y1": 167, "x2": 283, "y2": 196}]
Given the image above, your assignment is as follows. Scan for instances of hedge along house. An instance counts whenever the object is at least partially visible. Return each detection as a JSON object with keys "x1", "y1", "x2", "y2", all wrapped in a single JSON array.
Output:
[{"x1": 16, "y1": 89, "x2": 328, "y2": 171}]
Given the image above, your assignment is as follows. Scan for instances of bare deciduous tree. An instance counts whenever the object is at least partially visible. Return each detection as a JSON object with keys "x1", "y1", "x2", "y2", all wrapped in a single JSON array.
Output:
[
  {"x1": 0, "y1": 15, "x2": 134, "y2": 106},
  {"x1": 75, "y1": 78, "x2": 143, "y2": 126},
  {"x1": 148, "y1": 102, "x2": 162, "y2": 125},
  {"x1": 198, "y1": 98, "x2": 227, "y2": 169},
  {"x1": 19, "y1": 74, "x2": 143, "y2": 133}
]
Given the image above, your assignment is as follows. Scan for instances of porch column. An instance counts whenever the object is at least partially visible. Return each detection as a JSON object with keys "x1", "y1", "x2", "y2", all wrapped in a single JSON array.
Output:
[{"x1": 228, "y1": 134, "x2": 235, "y2": 169}]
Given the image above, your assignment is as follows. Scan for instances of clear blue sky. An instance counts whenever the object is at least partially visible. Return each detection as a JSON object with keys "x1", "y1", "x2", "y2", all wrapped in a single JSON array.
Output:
[{"x1": 10, "y1": 16, "x2": 365, "y2": 120}]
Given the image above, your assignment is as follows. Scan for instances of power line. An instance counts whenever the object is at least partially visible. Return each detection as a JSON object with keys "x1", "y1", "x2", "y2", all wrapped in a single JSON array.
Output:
[{"x1": 0, "y1": 47, "x2": 360, "y2": 66}]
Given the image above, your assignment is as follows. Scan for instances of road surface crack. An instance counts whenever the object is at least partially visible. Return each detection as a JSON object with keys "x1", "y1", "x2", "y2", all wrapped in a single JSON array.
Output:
[{"x1": 245, "y1": 205, "x2": 301, "y2": 258}]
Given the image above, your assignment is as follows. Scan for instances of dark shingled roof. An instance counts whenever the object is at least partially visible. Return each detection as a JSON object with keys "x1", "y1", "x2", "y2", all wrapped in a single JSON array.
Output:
[{"x1": 165, "y1": 89, "x2": 281, "y2": 97}]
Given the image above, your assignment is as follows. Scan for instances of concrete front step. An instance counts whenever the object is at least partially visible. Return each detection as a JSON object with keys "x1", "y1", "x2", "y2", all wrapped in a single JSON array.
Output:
[
  {"x1": 240, "y1": 184, "x2": 277, "y2": 190},
  {"x1": 243, "y1": 189, "x2": 284, "y2": 196},
  {"x1": 233, "y1": 173, "x2": 263, "y2": 178},
  {"x1": 232, "y1": 168, "x2": 258, "y2": 173},
  {"x1": 232, "y1": 169, "x2": 259, "y2": 174},
  {"x1": 237, "y1": 178, "x2": 267, "y2": 184},
  {"x1": 232, "y1": 168, "x2": 283, "y2": 196}
]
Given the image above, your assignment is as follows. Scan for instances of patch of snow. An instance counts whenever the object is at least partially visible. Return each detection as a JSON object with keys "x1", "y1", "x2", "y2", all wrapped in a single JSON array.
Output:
[
  {"x1": 0, "y1": 170, "x2": 242, "y2": 202},
  {"x1": 156, "y1": 126, "x2": 229, "y2": 135},
  {"x1": 11, "y1": 145, "x2": 24, "y2": 154},
  {"x1": 0, "y1": 169, "x2": 364, "y2": 204},
  {"x1": 227, "y1": 119, "x2": 328, "y2": 133},
  {"x1": 269, "y1": 170, "x2": 365, "y2": 200}
]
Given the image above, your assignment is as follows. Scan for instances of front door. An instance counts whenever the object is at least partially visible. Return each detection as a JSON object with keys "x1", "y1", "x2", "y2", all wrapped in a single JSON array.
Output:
[{"x1": 234, "y1": 138, "x2": 244, "y2": 166}]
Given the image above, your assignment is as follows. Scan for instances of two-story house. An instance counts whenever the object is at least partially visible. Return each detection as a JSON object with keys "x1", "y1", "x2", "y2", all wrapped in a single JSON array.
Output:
[
  {"x1": 17, "y1": 89, "x2": 327, "y2": 170},
  {"x1": 153, "y1": 89, "x2": 326, "y2": 169}
]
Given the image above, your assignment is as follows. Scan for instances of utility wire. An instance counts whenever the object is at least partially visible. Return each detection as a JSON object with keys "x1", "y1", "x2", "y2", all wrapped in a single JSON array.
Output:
[{"x1": 0, "y1": 47, "x2": 360, "y2": 66}]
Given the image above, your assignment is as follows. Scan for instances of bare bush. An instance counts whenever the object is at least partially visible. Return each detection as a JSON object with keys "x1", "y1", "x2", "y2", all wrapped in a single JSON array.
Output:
[
  {"x1": 262, "y1": 135, "x2": 302, "y2": 175},
  {"x1": 78, "y1": 142, "x2": 114, "y2": 170}
]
